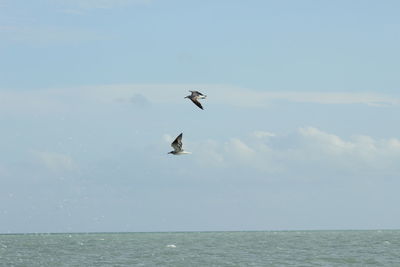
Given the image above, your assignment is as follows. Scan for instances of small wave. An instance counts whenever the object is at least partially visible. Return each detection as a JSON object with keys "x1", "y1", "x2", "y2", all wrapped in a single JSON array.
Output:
[{"x1": 166, "y1": 244, "x2": 176, "y2": 248}]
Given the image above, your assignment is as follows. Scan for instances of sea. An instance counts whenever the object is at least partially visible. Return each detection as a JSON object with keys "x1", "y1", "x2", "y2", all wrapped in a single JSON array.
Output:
[{"x1": 0, "y1": 230, "x2": 399, "y2": 266}]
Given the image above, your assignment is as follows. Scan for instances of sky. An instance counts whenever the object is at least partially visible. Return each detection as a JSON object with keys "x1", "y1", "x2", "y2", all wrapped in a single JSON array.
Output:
[{"x1": 1, "y1": 0, "x2": 400, "y2": 233}]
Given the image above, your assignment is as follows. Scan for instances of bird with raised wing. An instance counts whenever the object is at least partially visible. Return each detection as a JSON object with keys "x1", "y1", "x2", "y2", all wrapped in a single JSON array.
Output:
[
  {"x1": 168, "y1": 133, "x2": 191, "y2": 155},
  {"x1": 185, "y1": 90, "x2": 207, "y2": 110}
]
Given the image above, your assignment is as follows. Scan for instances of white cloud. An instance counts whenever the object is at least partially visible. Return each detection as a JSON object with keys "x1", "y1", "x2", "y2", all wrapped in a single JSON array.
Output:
[
  {"x1": 75, "y1": 84, "x2": 400, "y2": 108},
  {"x1": 225, "y1": 138, "x2": 255, "y2": 161},
  {"x1": 252, "y1": 131, "x2": 276, "y2": 139},
  {"x1": 211, "y1": 88, "x2": 400, "y2": 108},
  {"x1": 193, "y1": 128, "x2": 400, "y2": 177},
  {"x1": 266, "y1": 92, "x2": 400, "y2": 106},
  {"x1": 1, "y1": 84, "x2": 399, "y2": 115},
  {"x1": 1, "y1": 84, "x2": 400, "y2": 121},
  {"x1": 32, "y1": 151, "x2": 78, "y2": 172},
  {"x1": 299, "y1": 127, "x2": 355, "y2": 155}
]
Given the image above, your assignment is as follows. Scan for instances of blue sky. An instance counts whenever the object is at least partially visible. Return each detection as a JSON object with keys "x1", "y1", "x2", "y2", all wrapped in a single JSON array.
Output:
[{"x1": 1, "y1": 0, "x2": 400, "y2": 233}]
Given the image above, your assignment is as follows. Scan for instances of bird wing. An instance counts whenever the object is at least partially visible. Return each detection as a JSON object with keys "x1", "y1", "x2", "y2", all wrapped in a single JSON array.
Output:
[
  {"x1": 190, "y1": 90, "x2": 204, "y2": 97},
  {"x1": 190, "y1": 98, "x2": 204, "y2": 109},
  {"x1": 171, "y1": 133, "x2": 183, "y2": 152}
]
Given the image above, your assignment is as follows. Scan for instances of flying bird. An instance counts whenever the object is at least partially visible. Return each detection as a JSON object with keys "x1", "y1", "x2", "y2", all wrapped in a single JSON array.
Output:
[
  {"x1": 168, "y1": 133, "x2": 191, "y2": 155},
  {"x1": 185, "y1": 90, "x2": 207, "y2": 110}
]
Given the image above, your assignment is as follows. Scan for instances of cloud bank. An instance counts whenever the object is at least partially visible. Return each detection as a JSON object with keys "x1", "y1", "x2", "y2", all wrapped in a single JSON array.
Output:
[
  {"x1": 1, "y1": 84, "x2": 399, "y2": 114},
  {"x1": 191, "y1": 127, "x2": 400, "y2": 178},
  {"x1": 2, "y1": 84, "x2": 399, "y2": 181}
]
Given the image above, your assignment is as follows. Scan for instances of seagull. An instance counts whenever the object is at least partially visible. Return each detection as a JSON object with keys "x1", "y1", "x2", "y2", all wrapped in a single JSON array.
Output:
[
  {"x1": 185, "y1": 90, "x2": 207, "y2": 110},
  {"x1": 168, "y1": 133, "x2": 191, "y2": 155}
]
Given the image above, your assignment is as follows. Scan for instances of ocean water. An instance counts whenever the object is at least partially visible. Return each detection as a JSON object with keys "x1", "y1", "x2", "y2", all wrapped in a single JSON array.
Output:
[{"x1": 0, "y1": 230, "x2": 399, "y2": 266}]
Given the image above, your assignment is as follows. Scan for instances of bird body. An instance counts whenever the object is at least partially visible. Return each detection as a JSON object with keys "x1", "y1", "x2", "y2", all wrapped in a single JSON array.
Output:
[
  {"x1": 168, "y1": 133, "x2": 191, "y2": 155},
  {"x1": 185, "y1": 90, "x2": 207, "y2": 110}
]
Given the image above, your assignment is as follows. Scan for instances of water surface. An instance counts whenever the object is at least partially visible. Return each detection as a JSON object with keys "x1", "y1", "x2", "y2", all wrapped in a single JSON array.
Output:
[{"x1": 1, "y1": 230, "x2": 399, "y2": 266}]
